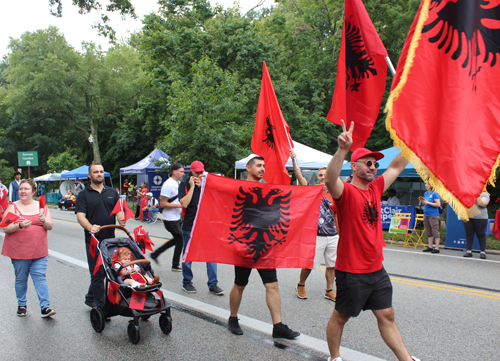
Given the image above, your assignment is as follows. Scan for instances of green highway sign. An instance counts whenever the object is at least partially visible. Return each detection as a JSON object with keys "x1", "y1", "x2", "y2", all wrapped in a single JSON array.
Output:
[{"x1": 18, "y1": 151, "x2": 39, "y2": 167}]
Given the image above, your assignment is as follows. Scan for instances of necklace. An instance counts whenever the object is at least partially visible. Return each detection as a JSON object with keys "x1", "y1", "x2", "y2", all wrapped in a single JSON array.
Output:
[{"x1": 358, "y1": 188, "x2": 372, "y2": 206}]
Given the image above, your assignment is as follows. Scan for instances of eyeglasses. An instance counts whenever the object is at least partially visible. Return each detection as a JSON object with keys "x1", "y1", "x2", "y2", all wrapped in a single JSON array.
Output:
[{"x1": 355, "y1": 160, "x2": 379, "y2": 168}]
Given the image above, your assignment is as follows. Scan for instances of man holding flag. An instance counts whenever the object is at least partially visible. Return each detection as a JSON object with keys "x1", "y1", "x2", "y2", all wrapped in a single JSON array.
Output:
[
  {"x1": 75, "y1": 163, "x2": 125, "y2": 309},
  {"x1": 324, "y1": 121, "x2": 419, "y2": 361}
]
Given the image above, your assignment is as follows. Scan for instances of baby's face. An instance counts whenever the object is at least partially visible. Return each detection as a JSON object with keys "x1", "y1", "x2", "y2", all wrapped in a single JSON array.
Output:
[{"x1": 122, "y1": 255, "x2": 132, "y2": 263}]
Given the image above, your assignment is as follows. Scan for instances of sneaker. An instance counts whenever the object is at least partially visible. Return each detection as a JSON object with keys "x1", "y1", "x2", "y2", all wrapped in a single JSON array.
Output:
[
  {"x1": 463, "y1": 251, "x2": 473, "y2": 257},
  {"x1": 209, "y1": 284, "x2": 225, "y2": 295},
  {"x1": 150, "y1": 254, "x2": 159, "y2": 265},
  {"x1": 228, "y1": 316, "x2": 243, "y2": 335},
  {"x1": 272, "y1": 322, "x2": 300, "y2": 339},
  {"x1": 171, "y1": 266, "x2": 182, "y2": 272},
  {"x1": 423, "y1": 247, "x2": 433, "y2": 252},
  {"x1": 153, "y1": 275, "x2": 160, "y2": 284},
  {"x1": 17, "y1": 306, "x2": 27, "y2": 317},
  {"x1": 84, "y1": 300, "x2": 96, "y2": 308},
  {"x1": 296, "y1": 283, "x2": 307, "y2": 299},
  {"x1": 480, "y1": 253, "x2": 486, "y2": 259},
  {"x1": 431, "y1": 248, "x2": 440, "y2": 253},
  {"x1": 328, "y1": 358, "x2": 343, "y2": 361},
  {"x1": 411, "y1": 357, "x2": 421, "y2": 361},
  {"x1": 182, "y1": 283, "x2": 197, "y2": 293},
  {"x1": 41, "y1": 307, "x2": 56, "y2": 318},
  {"x1": 325, "y1": 289, "x2": 336, "y2": 301}
]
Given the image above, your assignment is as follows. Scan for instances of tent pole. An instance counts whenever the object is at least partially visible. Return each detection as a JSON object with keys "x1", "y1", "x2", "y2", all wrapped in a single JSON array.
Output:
[
  {"x1": 234, "y1": 168, "x2": 237, "y2": 179},
  {"x1": 119, "y1": 174, "x2": 122, "y2": 195}
]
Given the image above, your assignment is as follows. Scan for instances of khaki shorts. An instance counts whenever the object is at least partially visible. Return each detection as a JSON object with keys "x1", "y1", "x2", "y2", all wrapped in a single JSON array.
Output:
[
  {"x1": 313, "y1": 235, "x2": 339, "y2": 269},
  {"x1": 424, "y1": 216, "x2": 441, "y2": 238}
]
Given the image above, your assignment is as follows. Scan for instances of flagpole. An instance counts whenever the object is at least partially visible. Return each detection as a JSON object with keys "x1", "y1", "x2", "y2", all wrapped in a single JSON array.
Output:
[
  {"x1": 385, "y1": 56, "x2": 396, "y2": 76},
  {"x1": 281, "y1": 122, "x2": 298, "y2": 169}
]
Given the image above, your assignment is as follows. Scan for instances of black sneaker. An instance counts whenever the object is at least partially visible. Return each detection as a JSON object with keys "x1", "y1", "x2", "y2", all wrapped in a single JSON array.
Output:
[
  {"x1": 182, "y1": 283, "x2": 197, "y2": 293},
  {"x1": 431, "y1": 248, "x2": 440, "y2": 253},
  {"x1": 463, "y1": 251, "x2": 473, "y2": 257},
  {"x1": 150, "y1": 254, "x2": 159, "y2": 265},
  {"x1": 423, "y1": 247, "x2": 433, "y2": 252},
  {"x1": 480, "y1": 253, "x2": 486, "y2": 259},
  {"x1": 228, "y1": 316, "x2": 243, "y2": 335},
  {"x1": 209, "y1": 284, "x2": 225, "y2": 295},
  {"x1": 171, "y1": 266, "x2": 182, "y2": 272},
  {"x1": 17, "y1": 306, "x2": 27, "y2": 317},
  {"x1": 84, "y1": 300, "x2": 96, "y2": 308},
  {"x1": 41, "y1": 307, "x2": 56, "y2": 318},
  {"x1": 272, "y1": 322, "x2": 300, "y2": 339}
]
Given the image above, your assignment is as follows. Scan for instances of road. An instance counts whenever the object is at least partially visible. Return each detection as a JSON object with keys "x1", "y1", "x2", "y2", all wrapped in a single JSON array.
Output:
[{"x1": 1, "y1": 210, "x2": 499, "y2": 361}]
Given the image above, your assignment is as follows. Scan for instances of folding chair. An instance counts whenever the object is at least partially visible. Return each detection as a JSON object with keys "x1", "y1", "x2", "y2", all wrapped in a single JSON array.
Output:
[
  {"x1": 390, "y1": 213, "x2": 412, "y2": 246},
  {"x1": 152, "y1": 211, "x2": 163, "y2": 224},
  {"x1": 405, "y1": 213, "x2": 426, "y2": 248}
]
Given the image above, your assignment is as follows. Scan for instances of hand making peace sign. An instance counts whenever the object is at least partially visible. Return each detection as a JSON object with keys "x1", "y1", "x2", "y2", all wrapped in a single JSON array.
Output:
[{"x1": 338, "y1": 119, "x2": 354, "y2": 151}]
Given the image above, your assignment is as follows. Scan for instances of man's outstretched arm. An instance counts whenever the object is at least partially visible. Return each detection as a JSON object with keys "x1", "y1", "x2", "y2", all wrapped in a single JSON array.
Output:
[
  {"x1": 325, "y1": 120, "x2": 353, "y2": 200},
  {"x1": 382, "y1": 154, "x2": 409, "y2": 192}
]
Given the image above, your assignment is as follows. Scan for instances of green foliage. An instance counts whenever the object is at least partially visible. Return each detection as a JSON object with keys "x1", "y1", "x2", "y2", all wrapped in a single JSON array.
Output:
[{"x1": 47, "y1": 150, "x2": 81, "y2": 173}]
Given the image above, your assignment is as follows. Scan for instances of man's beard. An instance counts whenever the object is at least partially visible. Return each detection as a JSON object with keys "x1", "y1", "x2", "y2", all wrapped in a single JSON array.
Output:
[
  {"x1": 357, "y1": 171, "x2": 376, "y2": 183},
  {"x1": 91, "y1": 176, "x2": 104, "y2": 184}
]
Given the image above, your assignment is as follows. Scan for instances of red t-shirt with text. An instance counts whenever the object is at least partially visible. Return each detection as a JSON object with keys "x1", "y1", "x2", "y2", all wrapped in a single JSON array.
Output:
[{"x1": 334, "y1": 176, "x2": 385, "y2": 273}]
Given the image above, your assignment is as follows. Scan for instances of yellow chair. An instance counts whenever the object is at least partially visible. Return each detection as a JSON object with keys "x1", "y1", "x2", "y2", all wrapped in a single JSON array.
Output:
[
  {"x1": 390, "y1": 213, "x2": 412, "y2": 246},
  {"x1": 405, "y1": 213, "x2": 426, "y2": 248}
]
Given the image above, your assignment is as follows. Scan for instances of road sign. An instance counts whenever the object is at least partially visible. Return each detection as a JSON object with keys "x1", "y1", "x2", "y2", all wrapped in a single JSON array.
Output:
[{"x1": 18, "y1": 151, "x2": 38, "y2": 167}]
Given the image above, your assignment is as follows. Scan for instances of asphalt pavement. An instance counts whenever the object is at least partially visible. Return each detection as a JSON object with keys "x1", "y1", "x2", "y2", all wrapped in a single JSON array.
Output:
[{"x1": 1, "y1": 210, "x2": 499, "y2": 360}]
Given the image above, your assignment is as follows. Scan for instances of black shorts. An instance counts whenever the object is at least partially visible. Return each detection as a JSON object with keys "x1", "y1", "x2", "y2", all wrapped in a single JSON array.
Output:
[
  {"x1": 234, "y1": 266, "x2": 277, "y2": 286},
  {"x1": 335, "y1": 267, "x2": 392, "y2": 317}
]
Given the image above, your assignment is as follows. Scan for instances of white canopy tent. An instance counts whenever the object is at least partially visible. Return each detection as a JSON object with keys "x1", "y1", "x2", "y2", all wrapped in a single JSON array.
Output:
[
  {"x1": 33, "y1": 171, "x2": 69, "y2": 182},
  {"x1": 234, "y1": 141, "x2": 334, "y2": 178}
]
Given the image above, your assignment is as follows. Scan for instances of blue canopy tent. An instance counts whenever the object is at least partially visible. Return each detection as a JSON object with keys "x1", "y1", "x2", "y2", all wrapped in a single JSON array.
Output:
[
  {"x1": 340, "y1": 146, "x2": 419, "y2": 177},
  {"x1": 119, "y1": 149, "x2": 170, "y2": 201},
  {"x1": 60, "y1": 165, "x2": 113, "y2": 187}
]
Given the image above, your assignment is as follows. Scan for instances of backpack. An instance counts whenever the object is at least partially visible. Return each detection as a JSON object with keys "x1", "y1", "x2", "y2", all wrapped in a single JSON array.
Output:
[{"x1": 438, "y1": 200, "x2": 446, "y2": 214}]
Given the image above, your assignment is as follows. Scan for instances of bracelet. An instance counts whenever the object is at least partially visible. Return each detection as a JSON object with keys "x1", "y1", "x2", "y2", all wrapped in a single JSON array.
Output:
[{"x1": 18, "y1": 223, "x2": 22, "y2": 229}]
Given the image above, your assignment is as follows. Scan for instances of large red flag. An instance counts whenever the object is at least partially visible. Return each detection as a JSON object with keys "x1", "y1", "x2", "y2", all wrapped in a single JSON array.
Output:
[
  {"x1": 0, "y1": 212, "x2": 24, "y2": 228},
  {"x1": 109, "y1": 198, "x2": 134, "y2": 222},
  {"x1": 327, "y1": 0, "x2": 388, "y2": 151},
  {"x1": 129, "y1": 290, "x2": 146, "y2": 310},
  {"x1": 385, "y1": 0, "x2": 500, "y2": 220},
  {"x1": 184, "y1": 173, "x2": 322, "y2": 269},
  {"x1": 251, "y1": 61, "x2": 293, "y2": 185}
]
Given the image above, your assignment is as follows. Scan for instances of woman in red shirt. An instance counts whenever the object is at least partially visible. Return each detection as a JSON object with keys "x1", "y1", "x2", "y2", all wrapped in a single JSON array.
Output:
[{"x1": 1, "y1": 179, "x2": 55, "y2": 318}]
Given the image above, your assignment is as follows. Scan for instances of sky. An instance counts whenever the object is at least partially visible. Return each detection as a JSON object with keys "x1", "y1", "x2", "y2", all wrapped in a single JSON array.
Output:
[{"x1": 0, "y1": 0, "x2": 275, "y2": 59}]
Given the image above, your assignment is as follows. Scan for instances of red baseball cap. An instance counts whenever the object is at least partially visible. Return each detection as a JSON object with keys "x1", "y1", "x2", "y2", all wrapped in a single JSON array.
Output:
[
  {"x1": 351, "y1": 148, "x2": 384, "y2": 162},
  {"x1": 190, "y1": 160, "x2": 205, "y2": 172}
]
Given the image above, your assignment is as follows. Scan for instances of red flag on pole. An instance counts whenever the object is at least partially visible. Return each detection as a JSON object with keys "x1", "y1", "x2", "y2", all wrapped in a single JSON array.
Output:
[
  {"x1": 108, "y1": 280, "x2": 121, "y2": 305},
  {"x1": 134, "y1": 226, "x2": 154, "y2": 253},
  {"x1": 184, "y1": 173, "x2": 322, "y2": 269},
  {"x1": 0, "y1": 212, "x2": 24, "y2": 228},
  {"x1": 326, "y1": 0, "x2": 388, "y2": 151},
  {"x1": 251, "y1": 61, "x2": 293, "y2": 185},
  {"x1": 129, "y1": 290, "x2": 146, "y2": 310},
  {"x1": 109, "y1": 198, "x2": 134, "y2": 222},
  {"x1": 93, "y1": 253, "x2": 103, "y2": 275},
  {"x1": 38, "y1": 195, "x2": 46, "y2": 210},
  {"x1": 385, "y1": 0, "x2": 500, "y2": 219},
  {"x1": 89, "y1": 234, "x2": 99, "y2": 259}
]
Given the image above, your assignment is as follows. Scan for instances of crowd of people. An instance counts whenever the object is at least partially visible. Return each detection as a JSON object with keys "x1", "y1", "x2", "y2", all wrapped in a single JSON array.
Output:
[{"x1": 2, "y1": 122, "x2": 495, "y2": 361}]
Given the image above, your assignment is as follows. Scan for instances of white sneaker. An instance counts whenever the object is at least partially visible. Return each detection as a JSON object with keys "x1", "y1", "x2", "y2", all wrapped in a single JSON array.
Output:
[
  {"x1": 411, "y1": 357, "x2": 421, "y2": 361},
  {"x1": 327, "y1": 358, "x2": 343, "y2": 361}
]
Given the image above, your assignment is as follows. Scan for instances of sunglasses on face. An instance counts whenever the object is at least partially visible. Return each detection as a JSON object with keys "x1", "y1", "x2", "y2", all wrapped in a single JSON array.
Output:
[{"x1": 355, "y1": 160, "x2": 379, "y2": 168}]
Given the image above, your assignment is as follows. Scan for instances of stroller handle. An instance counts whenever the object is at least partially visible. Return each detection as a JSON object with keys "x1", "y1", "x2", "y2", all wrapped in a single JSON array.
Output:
[{"x1": 100, "y1": 224, "x2": 133, "y2": 238}]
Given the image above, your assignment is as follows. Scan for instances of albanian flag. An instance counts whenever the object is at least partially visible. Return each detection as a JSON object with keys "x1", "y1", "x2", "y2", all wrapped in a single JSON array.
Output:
[
  {"x1": 93, "y1": 253, "x2": 103, "y2": 275},
  {"x1": 89, "y1": 234, "x2": 99, "y2": 259},
  {"x1": 108, "y1": 280, "x2": 121, "y2": 305},
  {"x1": 109, "y1": 198, "x2": 134, "y2": 222},
  {"x1": 129, "y1": 290, "x2": 146, "y2": 310},
  {"x1": 385, "y1": 0, "x2": 500, "y2": 220},
  {"x1": 134, "y1": 226, "x2": 154, "y2": 253},
  {"x1": 251, "y1": 61, "x2": 293, "y2": 185},
  {"x1": 39, "y1": 195, "x2": 46, "y2": 210},
  {"x1": 0, "y1": 188, "x2": 8, "y2": 220},
  {"x1": 326, "y1": 0, "x2": 388, "y2": 151},
  {"x1": 0, "y1": 212, "x2": 24, "y2": 228},
  {"x1": 184, "y1": 173, "x2": 322, "y2": 269}
]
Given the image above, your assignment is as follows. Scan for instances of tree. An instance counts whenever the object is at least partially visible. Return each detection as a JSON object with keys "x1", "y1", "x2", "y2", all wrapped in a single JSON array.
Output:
[{"x1": 47, "y1": 150, "x2": 81, "y2": 172}]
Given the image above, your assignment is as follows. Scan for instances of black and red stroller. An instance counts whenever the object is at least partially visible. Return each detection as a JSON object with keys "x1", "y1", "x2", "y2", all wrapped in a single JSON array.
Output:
[{"x1": 89, "y1": 225, "x2": 172, "y2": 344}]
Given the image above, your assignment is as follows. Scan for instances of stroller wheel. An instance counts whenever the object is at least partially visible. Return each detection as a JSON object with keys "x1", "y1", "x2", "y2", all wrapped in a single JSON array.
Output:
[
  {"x1": 127, "y1": 321, "x2": 140, "y2": 344},
  {"x1": 141, "y1": 315, "x2": 151, "y2": 321},
  {"x1": 90, "y1": 308, "x2": 105, "y2": 333},
  {"x1": 159, "y1": 313, "x2": 172, "y2": 335}
]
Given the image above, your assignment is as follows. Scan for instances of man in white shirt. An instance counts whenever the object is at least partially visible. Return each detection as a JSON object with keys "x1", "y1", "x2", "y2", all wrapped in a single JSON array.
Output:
[
  {"x1": 9, "y1": 171, "x2": 21, "y2": 202},
  {"x1": 150, "y1": 163, "x2": 185, "y2": 272},
  {"x1": 387, "y1": 189, "x2": 401, "y2": 206},
  {"x1": 142, "y1": 192, "x2": 159, "y2": 222}
]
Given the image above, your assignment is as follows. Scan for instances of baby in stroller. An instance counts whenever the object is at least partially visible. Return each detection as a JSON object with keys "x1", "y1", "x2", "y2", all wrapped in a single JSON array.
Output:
[{"x1": 112, "y1": 247, "x2": 159, "y2": 288}]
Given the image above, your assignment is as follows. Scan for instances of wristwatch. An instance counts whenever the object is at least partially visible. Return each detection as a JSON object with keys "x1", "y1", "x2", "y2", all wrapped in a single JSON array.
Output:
[{"x1": 18, "y1": 223, "x2": 22, "y2": 229}]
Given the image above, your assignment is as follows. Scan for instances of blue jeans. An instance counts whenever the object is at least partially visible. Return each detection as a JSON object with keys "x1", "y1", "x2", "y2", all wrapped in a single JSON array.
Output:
[
  {"x1": 11, "y1": 256, "x2": 50, "y2": 308},
  {"x1": 148, "y1": 207, "x2": 159, "y2": 221},
  {"x1": 182, "y1": 229, "x2": 218, "y2": 288}
]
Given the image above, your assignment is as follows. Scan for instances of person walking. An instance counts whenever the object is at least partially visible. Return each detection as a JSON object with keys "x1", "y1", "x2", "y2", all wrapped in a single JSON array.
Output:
[
  {"x1": 420, "y1": 182, "x2": 442, "y2": 253},
  {"x1": 463, "y1": 193, "x2": 490, "y2": 259},
  {"x1": 179, "y1": 161, "x2": 223, "y2": 295},
  {"x1": 2, "y1": 179, "x2": 56, "y2": 317},
  {"x1": 324, "y1": 120, "x2": 420, "y2": 361},
  {"x1": 9, "y1": 171, "x2": 21, "y2": 202},
  {"x1": 75, "y1": 163, "x2": 125, "y2": 308},
  {"x1": 290, "y1": 149, "x2": 338, "y2": 301},
  {"x1": 150, "y1": 163, "x2": 185, "y2": 271},
  {"x1": 228, "y1": 156, "x2": 300, "y2": 339}
]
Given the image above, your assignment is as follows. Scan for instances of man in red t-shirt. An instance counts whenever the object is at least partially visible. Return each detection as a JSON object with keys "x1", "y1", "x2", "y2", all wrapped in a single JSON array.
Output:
[{"x1": 324, "y1": 121, "x2": 419, "y2": 361}]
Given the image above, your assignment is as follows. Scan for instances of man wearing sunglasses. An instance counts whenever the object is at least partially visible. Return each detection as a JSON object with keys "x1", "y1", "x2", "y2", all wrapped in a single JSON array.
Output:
[{"x1": 323, "y1": 121, "x2": 420, "y2": 361}]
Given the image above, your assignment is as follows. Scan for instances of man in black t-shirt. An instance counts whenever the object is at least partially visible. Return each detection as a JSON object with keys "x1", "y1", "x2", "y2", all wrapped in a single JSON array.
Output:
[
  {"x1": 178, "y1": 160, "x2": 223, "y2": 296},
  {"x1": 76, "y1": 164, "x2": 124, "y2": 308}
]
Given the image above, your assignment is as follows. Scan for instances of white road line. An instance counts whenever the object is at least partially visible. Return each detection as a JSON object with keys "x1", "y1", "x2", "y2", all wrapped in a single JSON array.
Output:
[
  {"x1": 384, "y1": 247, "x2": 500, "y2": 264},
  {"x1": 47, "y1": 249, "x2": 387, "y2": 361}
]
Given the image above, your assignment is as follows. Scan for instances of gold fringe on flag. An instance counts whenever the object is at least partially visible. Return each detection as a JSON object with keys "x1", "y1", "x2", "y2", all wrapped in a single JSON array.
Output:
[{"x1": 383, "y1": 0, "x2": 495, "y2": 221}]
